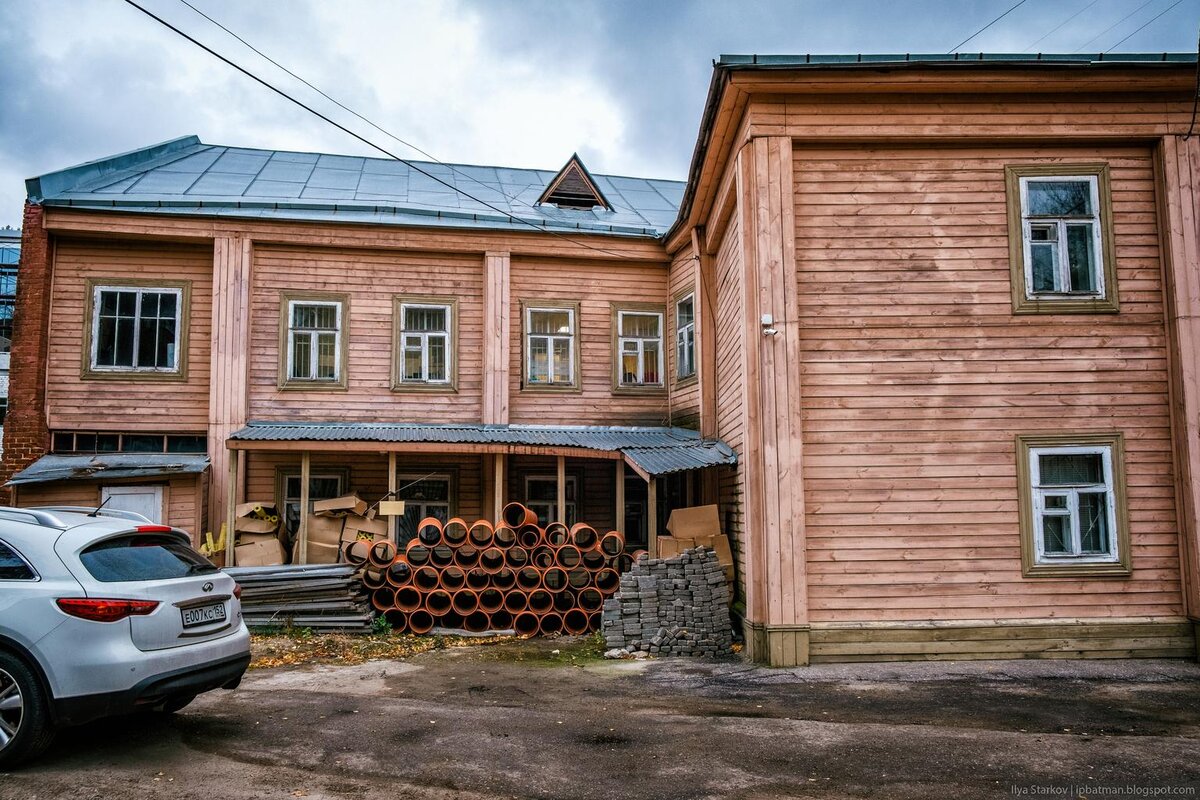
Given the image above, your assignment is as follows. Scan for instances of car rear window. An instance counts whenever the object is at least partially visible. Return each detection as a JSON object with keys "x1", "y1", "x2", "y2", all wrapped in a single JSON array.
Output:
[{"x1": 79, "y1": 534, "x2": 218, "y2": 582}]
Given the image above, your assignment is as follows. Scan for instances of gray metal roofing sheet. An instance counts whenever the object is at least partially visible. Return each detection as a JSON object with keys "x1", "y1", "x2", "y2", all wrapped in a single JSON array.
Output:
[
  {"x1": 28, "y1": 136, "x2": 683, "y2": 238},
  {"x1": 7, "y1": 454, "x2": 211, "y2": 486},
  {"x1": 717, "y1": 52, "x2": 1197, "y2": 67},
  {"x1": 229, "y1": 422, "x2": 735, "y2": 477}
]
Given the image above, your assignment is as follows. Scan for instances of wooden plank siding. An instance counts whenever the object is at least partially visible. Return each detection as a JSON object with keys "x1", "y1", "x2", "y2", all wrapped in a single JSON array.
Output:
[
  {"x1": 507, "y1": 256, "x2": 671, "y2": 425},
  {"x1": 15, "y1": 476, "x2": 204, "y2": 542},
  {"x1": 667, "y1": 248, "x2": 699, "y2": 428},
  {"x1": 793, "y1": 143, "x2": 1183, "y2": 623},
  {"x1": 246, "y1": 244, "x2": 484, "y2": 422},
  {"x1": 46, "y1": 238, "x2": 213, "y2": 432},
  {"x1": 714, "y1": 213, "x2": 749, "y2": 599}
]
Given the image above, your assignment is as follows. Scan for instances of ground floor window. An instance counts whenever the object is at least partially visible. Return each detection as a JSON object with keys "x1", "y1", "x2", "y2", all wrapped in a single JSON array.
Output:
[
  {"x1": 281, "y1": 472, "x2": 346, "y2": 536},
  {"x1": 525, "y1": 475, "x2": 577, "y2": 526},
  {"x1": 396, "y1": 473, "x2": 453, "y2": 544}
]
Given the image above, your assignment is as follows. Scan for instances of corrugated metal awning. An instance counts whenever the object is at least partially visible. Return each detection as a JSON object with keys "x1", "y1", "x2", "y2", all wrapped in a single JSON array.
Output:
[
  {"x1": 228, "y1": 422, "x2": 735, "y2": 478},
  {"x1": 7, "y1": 454, "x2": 211, "y2": 486}
]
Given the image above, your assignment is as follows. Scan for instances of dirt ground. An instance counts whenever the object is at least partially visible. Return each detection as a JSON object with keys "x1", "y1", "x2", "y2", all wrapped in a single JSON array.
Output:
[{"x1": 2, "y1": 637, "x2": 1198, "y2": 800}]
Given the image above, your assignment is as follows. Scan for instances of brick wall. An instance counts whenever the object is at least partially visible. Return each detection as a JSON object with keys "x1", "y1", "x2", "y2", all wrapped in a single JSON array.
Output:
[{"x1": 0, "y1": 204, "x2": 52, "y2": 501}]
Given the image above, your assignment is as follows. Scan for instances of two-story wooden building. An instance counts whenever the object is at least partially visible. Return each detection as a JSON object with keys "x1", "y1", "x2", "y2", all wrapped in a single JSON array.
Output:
[{"x1": 5, "y1": 53, "x2": 1200, "y2": 665}]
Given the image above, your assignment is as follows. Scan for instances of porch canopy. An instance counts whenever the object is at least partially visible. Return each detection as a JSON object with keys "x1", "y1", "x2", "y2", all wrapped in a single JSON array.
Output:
[
  {"x1": 7, "y1": 453, "x2": 211, "y2": 486},
  {"x1": 226, "y1": 422, "x2": 736, "y2": 481}
]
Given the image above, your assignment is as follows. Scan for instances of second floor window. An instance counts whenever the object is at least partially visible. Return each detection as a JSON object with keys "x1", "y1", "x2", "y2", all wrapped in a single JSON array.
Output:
[
  {"x1": 91, "y1": 285, "x2": 182, "y2": 373},
  {"x1": 617, "y1": 309, "x2": 663, "y2": 387},
  {"x1": 676, "y1": 294, "x2": 695, "y2": 380},
  {"x1": 398, "y1": 302, "x2": 451, "y2": 385},
  {"x1": 286, "y1": 299, "x2": 343, "y2": 384},
  {"x1": 526, "y1": 306, "x2": 576, "y2": 386}
]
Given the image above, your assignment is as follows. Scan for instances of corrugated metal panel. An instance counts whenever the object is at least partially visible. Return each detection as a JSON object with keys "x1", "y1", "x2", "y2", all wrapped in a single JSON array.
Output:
[
  {"x1": 7, "y1": 454, "x2": 211, "y2": 486},
  {"x1": 717, "y1": 52, "x2": 1197, "y2": 68},
  {"x1": 29, "y1": 137, "x2": 683, "y2": 238},
  {"x1": 228, "y1": 423, "x2": 734, "y2": 476}
]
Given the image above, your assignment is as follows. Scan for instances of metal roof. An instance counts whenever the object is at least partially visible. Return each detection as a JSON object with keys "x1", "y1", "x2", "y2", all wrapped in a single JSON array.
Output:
[
  {"x1": 7, "y1": 453, "x2": 211, "y2": 486},
  {"x1": 717, "y1": 52, "x2": 1197, "y2": 68},
  {"x1": 229, "y1": 422, "x2": 735, "y2": 477},
  {"x1": 27, "y1": 137, "x2": 684, "y2": 238}
]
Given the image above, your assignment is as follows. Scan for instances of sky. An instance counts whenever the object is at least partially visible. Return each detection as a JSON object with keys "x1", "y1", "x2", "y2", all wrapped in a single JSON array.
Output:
[{"x1": 1, "y1": 0, "x2": 1198, "y2": 229}]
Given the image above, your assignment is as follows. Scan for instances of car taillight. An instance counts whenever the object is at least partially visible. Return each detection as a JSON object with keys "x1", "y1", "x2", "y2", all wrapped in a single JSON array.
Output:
[
  {"x1": 232, "y1": 583, "x2": 242, "y2": 600},
  {"x1": 135, "y1": 525, "x2": 174, "y2": 533},
  {"x1": 56, "y1": 598, "x2": 160, "y2": 622}
]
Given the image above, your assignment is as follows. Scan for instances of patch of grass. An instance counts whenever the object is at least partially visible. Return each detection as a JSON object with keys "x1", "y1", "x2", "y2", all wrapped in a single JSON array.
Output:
[{"x1": 249, "y1": 630, "x2": 518, "y2": 669}]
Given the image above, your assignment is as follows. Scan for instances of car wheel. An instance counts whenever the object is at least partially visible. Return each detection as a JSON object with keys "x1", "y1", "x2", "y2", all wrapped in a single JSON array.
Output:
[
  {"x1": 159, "y1": 694, "x2": 196, "y2": 714},
  {"x1": 0, "y1": 652, "x2": 55, "y2": 769}
]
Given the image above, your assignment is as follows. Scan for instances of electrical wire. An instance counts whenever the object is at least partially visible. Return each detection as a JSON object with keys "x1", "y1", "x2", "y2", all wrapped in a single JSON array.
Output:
[
  {"x1": 948, "y1": 0, "x2": 1030, "y2": 53},
  {"x1": 120, "y1": 0, "x2": 639, "y2": 260},
  {"x1": 174, "y1": 0, "x2": 523, "y2": 206},
  {"x1": 1072, "y1": 0, "x2": 1157, "y2": 52},
  {"x1": 1024, "y1": 0, "x2": 1101, "y2": 52},
  {"x1": 1102, "y1": 0, "x2": 1186, "y2": 52}
]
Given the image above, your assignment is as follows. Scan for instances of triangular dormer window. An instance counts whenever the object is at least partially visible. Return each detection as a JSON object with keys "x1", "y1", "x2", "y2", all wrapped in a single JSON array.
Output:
[{"x1": 537, "y1": 154, "x2": 611, "y2": 210}]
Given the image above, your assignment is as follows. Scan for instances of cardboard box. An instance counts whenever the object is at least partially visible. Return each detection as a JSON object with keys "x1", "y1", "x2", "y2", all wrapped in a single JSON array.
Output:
[
  {"x1": 312, "y1": 494, "x2": 368, "y2": 517},
  {"x1": 666, "y1": 505, "x2": 721, "y2": 540},
  {"x1": 236, "y1": 531, "x2": 280, "y2": 547},
  {"x1": 235, "y1": 537, "x2": 286, "y2": 567},
  {"x1": 657, "y1": 536, "x2": 693, "y2": 559},
  {"x1": 304, "y1": 541, "x2": 342, "y2": 565},
  {"x1": 233, "y1": 501, "x2": 281, "y2": 534},
  {"x1": 305, "y1": 514, "x2": 345, "y2": 547},
  {"x1": 342, "y1": 513, "x2": 389, "y2": 541}
]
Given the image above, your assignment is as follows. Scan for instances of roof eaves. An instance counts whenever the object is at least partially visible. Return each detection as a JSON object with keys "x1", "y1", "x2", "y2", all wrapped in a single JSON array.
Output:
[{"x1": 27, "y1": 135, "x2": 204, "y2": 203}]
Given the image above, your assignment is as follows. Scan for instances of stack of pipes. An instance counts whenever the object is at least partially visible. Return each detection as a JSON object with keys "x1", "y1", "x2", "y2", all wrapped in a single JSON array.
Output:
[{"x1": 355, "y1": 503, "x2": 626, "y2": 636}]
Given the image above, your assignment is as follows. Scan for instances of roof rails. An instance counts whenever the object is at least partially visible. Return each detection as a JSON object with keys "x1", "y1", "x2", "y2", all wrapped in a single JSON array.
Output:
[
  {"x1": 0, "y1": 507, "x2": 69, "y2": 529},
  {"x1": 28, "y1": 506, "x2": 155, "y2": 524}
]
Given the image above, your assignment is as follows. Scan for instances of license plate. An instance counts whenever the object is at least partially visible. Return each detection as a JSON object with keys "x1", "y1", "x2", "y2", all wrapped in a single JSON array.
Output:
[{"x1": 181, "y1": 602, "x2": 227, "y2": 628}]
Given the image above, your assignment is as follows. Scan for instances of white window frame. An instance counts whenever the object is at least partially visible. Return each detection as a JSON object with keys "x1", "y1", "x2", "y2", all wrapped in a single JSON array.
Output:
[
  {"x1": 617, "y1": 309, "x2": 664, "y2": 387},
  {"x1": 1029, "y1": 444, "x2": 1119, "y2": 566},
  {"x1": 525, "y1": 474, "x2": 577, "y2": 526},
  {"x1": 398, "y1": 302, "x2": 452, "y2": 384},
  {"x1": 676, "y1": 293, "x2": 696, "y2": 380},
  {"x1": 90, "y1": 285, "x2": 183, "y2": 373},
  {"x1": 287, "y1": 299, "x2": 343, "y2": 382},
  {"x1": 1019, "y1": 175, "x2": 1105, "y2": 299},
  {"x1": 525, "y1": 306, "x2": 576, "y2": 386}
]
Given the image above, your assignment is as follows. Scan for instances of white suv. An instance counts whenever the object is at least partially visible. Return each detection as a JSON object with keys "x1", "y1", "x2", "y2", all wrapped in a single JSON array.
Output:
[{"x1": 0, "y1": 506, "x2": 251, "y2": 768}]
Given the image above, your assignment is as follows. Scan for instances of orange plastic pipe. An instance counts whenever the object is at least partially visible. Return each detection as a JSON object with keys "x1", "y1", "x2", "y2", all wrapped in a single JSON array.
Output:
[
  {"x1": 413, "y1": 565, "x2": 441, "y2": 591},
  {"x1": 503, "y1": 590, "x2": 529, "y2": 614},
  {"x1": 465, "y1": 567, "x2": 491, "y2": 590},
  {"x1": 478, "y1": 588, "x2": 505, "y2": 613},
  {"x1": 563, "y1": 608, "x2": 590, "y2": 635},
  {"x1": 489, "y1": 609, "x2": 513, "y2": 630},
  {"x1": 532, "y1": 546, "x2": 557, "y2": 569},
  {"x1": 368, "y1": 541, "x2": 398, "y2": 568},
  {"x1": 463, "y1": 611, "x2": 490, "y2": 633},
  {"x1": 425, "y1": 589, "x2": 453, "y2": 616},
  {"x1": 384, "y1": 609, "x2": 408, "y2": 633},
  {"x1": 395, "y1": 586, "x2": 422, "y2": 612},
  {"x1": 567, "y1": 568, "x2": 590, "y2": 590},
  {"x1": 516, "y1": 566, "x2": 542, "y2": 591},
  {"x1": 451, "y1": 589, "x2": 480, "y2": 616},
  {"x1": 599, "y1": 531, "x2": 625, "y2": 557},
  {"x1": 541, "y1": 566, "x2": 568, "y2": 592},
  {"x1": 343, "y1": 539, "x2": 371, "y2": 567},
  {"x1": 576, "y1": 587, "x2": 603, "y2": 611},
  {"x1": 493, "y1": 525, "x2": 518, "y2": 549},
  {"x1": 538, "y1": 612, "x2": 564, "y2": 635},
  {"x1": 467, "y1": 519, "x2": 494, "y2": 548},
  {"x1": 502, "y1": 502, "x2": 538, "y2": 529},
  {"x1": 569, "y1": 522, "x2": 598, "y2": 551},
  {"x1": 555, "y1": 545, "x2": 582, "y2": 569},
  {"x1": 405, "y1": 542, "x2": 431, "y2": 566},
  {"x1": 504, "y1": 546, "x2": 529, "y2": 569},
  {"x1": 440, "y1": 566, "x2": 466, "y2": 591},
  {"x1": 454, "y1": 544, "x2": 480, "y2": 569},
  {"x1": 517, "y1": 524, "x2": 544, "y2": 549},
  {"x1": 416, "y1": 517, "x2": 444, "y2": 547},
  {"x1": 371, "y1": 586, "x2": 396, "y2": 611},
  {"x1": 385, "y1": 559, "x2": 413, "y2": 588},
  {"x1": 430, "y1": 544, "x2": 455, "y2": 567},
  {"x1": 581, "y1": 550, "x2": 607, "y2": 572},
  {"x1": 408, "y1": 609, "x2": 435, "y2": 634},
  {"x1": 480, "y1": 547, "x2": 506, "y2": 574},
  {"x1": 527, "y1": 589, "x2": 553, "y2": 614},
  {"x1": 544, "y1": 521, "x2": 570, "y2": 547},
  {"x1": 442, "y1": 517, "x2": 469, "y2": 546},
  {"x1": 594, "y1": 568, "x2": 620, "y2": 594},
  {"x1": 362, "y1": 567, "x2": 387, "y2": 590},
  {"x1": 492, "y1": 568, "x2": 517, "y2": 591},
  {"x1": 513, "y1": 611, "x2": 540, "y2": 636}
]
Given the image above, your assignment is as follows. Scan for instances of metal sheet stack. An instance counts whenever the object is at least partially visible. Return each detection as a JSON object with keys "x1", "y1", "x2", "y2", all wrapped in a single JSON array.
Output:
[
  {"x1": 356, "y1": 503, "x2": 626, "y2": 636},
  {"x1": 225, "y1": 563, "x2": 373, "y2": 633}
]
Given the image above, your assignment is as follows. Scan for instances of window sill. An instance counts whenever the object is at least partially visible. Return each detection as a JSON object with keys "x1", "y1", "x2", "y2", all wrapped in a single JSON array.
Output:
[
  {"x1": 1012, "y1": 294, "x2": 1119, "y2": 315},
  {"x1": 278, "y1": 379, "x2": 349, "y2": 392},
  {"x1": 613, "y1": 384, "x2": 667, "y2": 397},
  {"x1": 674, "y1": 374, "x2": 698, "y2": 389},
  {"x1": 391, "y1": 382, "x2": 458, "y2": 394},
  {"x1": 1022, "y1": 560, "x2": 1131, "y2": 578},
  {"x1": 81, "y1": 368, "x2": 186, "y2": 383},
  {"x1": 521, "y1": 382, "x2": 581, "y2": 394}
]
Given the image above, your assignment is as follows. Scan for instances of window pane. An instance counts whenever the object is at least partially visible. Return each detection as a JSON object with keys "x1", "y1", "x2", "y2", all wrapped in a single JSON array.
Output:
[
  {"x1": 142, "y1": 293, "x2": 159, "y2": 317},
  {"x1": 1027, "y1": 180, "x2": 1092, "y2": 216},
  {"x1": 1030, "y1": 243, "x2": 1058, "y2": 292},
  {"x1": 156, "y1": 318, "x2": 176, "y2": 368},
  {"x1": 1044, "y1": 494, "x2": 1067, "y2": 509},
  {"x1": 528, "y1": 479, "x2": 557, "y2": 502},
  {"x1": 1042, "y1": 515, "x2": 1070, "y2": 554},
  {"x1": 95, "y1": 434, "x2": 120, "y2": 452},
  {"x1": 1039, "y1": 453, "x2": 1103, "y2": 486},
  {"x1": 316, "y1": 332, "x2": 337, "y2": 379},
  {"x1": 117, "y1": 291, "x2": 137, "y2": 317},
  {"x1": 166, "y1": 435, "x2": 207, "y2": 453},
  {"x1": 158, "y1": 293, "x2": 177, "y2": 318},
  {"x1": 292, "y1": 333, "x2": 312, "y2": 378},
  {"x1": 99, "y1": 290, "x2": 119, "y2": 316},
  {"x1": 428, "y1": 335, "x2": 447, "y2": 381},
  {"x1": 552, "y1": 337, "x2": 571, "y2": 381},
  {"x1": 400, "y1": 478, "x2": 450, "y2": 503},
  {"x1": 622, "y1": 351, "x2": 639, "y2": 384},
  {"x1": 0, "y1": 541, "x2": 35, "y2": 580},
  {"x1": 677, "y1": 297, "x2": 694, "y2": 327},
  {"x1": 405, "y1": 306, "x2": 446, "y2": 332},
  {"x1": 79, "y1": 534, "x2": 216, "y2": 582},
  {"x1": 404, "y1": 345, "x2": 423, "y2": 381},
  {"x1": 528, "y1": 338, "x2": 549, "y2": 382},
  {"x1": 115, "y1": 318, "x2": 135, "y2": 367},
  {"x1": 97, "y1": 317, "x2": 117, "y2": 365},
  {"x1": 621, "y1": 313, "x2": 660, "y2": 338},
  {"x1": 643, "y1": 340, "x2": 660, "y2": 383},
  {"x1": 137, "y1": 317, "x2": 158, "y2": 367},
  {"x1": 122, "y1": 434, "x2": 164, "y2": 452},
  {"x1": 1066, "y1": 223, "x2": 1096, "y2": 292},
  {"x1": 530, "y1": 310, "x2": 571, "y2": 335},
  {"x1": 1078, "y1": 492, "x2": 1110, "y2": 553}
]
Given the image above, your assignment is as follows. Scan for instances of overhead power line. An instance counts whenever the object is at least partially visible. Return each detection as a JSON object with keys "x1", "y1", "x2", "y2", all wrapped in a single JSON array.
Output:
[
  {"x1": 1103, "y1": 0, "x2": 1187, "y2": 52},
  {"x1": 1072, "y1": 0, "x2": 1157, "y2": 52},
  {"x1": 174, "y1": 0, "x2": 522, "y2": 206},
  {"x1": 120, "y1": 0, "x2": 636, "y2": 260},
  {"x1": 948, "y1": 0, "x2": 1030, "y2": 53},
  {"x1": 1024, "y1": 0, "x2": 1102, "y2": 52}
]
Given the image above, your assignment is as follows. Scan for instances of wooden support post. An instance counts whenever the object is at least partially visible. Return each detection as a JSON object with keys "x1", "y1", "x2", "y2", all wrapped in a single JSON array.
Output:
[
  {"x1": 647, "y1": 476, "x2": 658, "y2": 557},
  {"x1": 556, "y1": 456, "x2": 567, "y2": 524},
  {"x1": 615, "y1": 461, "x2": 625, "y2": 535},
  {"x1": 387, "y1": 451, "x2": 397, "y2": 542},
  {"x1": 224, "y1": 448, "x2": 239, "y2": 566},
  {"x1": 297, "y1": 452, "x2": 311, "y2": 565},
  {"x1": 492, "y1": 454, "x2": 506, "y2": 521}
]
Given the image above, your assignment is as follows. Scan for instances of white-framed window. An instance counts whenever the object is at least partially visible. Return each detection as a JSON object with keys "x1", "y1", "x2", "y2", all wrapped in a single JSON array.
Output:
[
  {"x1": 399, "y1": 302, "x2": 451, "y2": 384},
  {"x1": 287, "y1": 300, "x2": 342, "y2": 382},
  {"x1": 282, "y1": 472, "x2": 346, "y2": 536},
  {"x1": 1019, "y1": 175, "x2": 1105, "y2": 298},
  {"x1": 1028, "y1": 445, "x2": 1119, "y2": 565},
  {"x1": 617, "y1": 309, "x2": 663, "y2": 387},
  {"x1": 396, "y1": 473, "x2": 453, "y2": 542},
  {"x1": 525, "y1": 475, "x2": 577, "y2": 527},
  {"x1": 91, "y1": 285, "x2": 182, "y2": 372},
  {"x1": 526, "y1": 306, "x2": 575, "y2": 386},
  {"x1": 676, "y1": 293, "x2": 695, "y2": 380}
]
